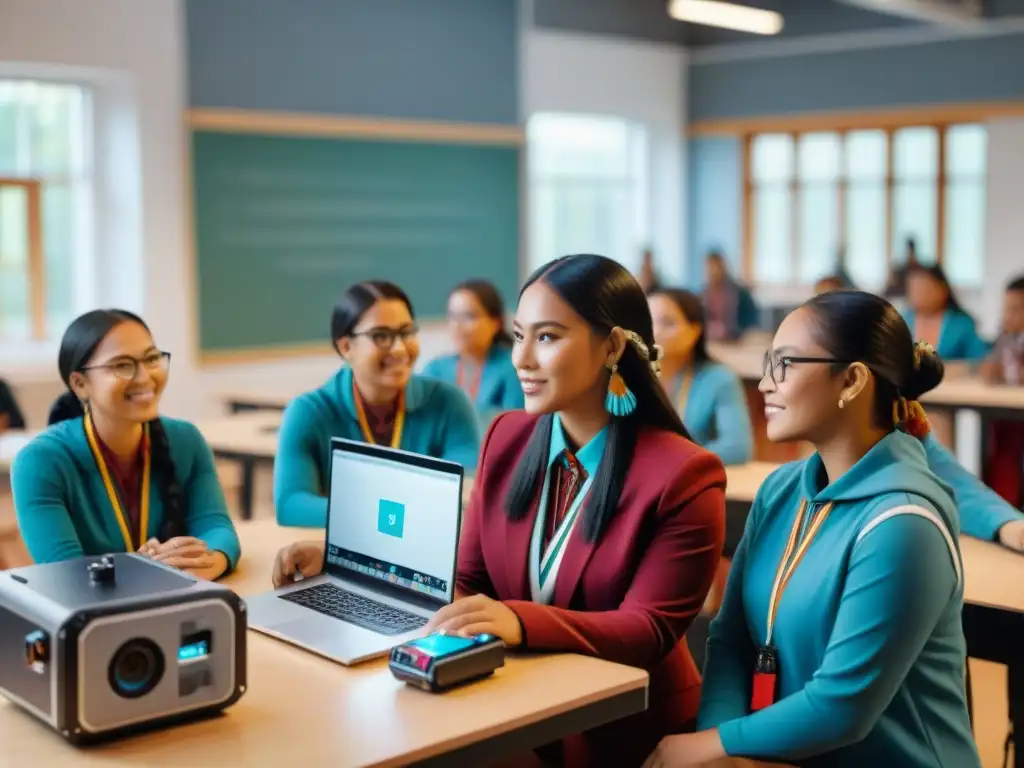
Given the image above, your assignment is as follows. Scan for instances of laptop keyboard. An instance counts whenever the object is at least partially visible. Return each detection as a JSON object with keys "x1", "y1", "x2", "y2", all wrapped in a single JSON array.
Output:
[{"x1": 280, "y1": 583, "x2": 428, "y2": 636}]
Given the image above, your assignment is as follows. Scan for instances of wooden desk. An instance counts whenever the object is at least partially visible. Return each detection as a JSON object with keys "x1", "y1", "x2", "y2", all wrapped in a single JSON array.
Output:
[
  {"x1": 197, "y1": 412, "x2": 282, "y2": 521},
  {"x1": 0, "y1": 521, "x2": 648, "y2": 767},
  {"x1": 217, "y1": 388, "x2": 294, "y2": 414},
  {"x1": 723, "y1": 462, "x2": 777, "y2": 556}
]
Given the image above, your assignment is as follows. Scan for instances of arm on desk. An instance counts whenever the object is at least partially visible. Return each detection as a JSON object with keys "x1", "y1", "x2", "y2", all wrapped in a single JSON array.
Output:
[
  {"x1": 505, "y1": 464, "x2": 724, "y2": 670},
  {"x1": 273, "y1": 399, "x2": 328, "y2": 528},
  {"x1": 11, "y1": 438, "x2": 85, "y2": 563}
]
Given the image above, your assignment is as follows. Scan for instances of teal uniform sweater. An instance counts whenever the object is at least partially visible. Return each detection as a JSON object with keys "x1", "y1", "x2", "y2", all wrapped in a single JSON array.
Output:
[
  {"x1": 421, "y1": 345, "x2": 524, "y2": 430},
  {"x1": 274, "y1": 367, "x2": 480, "y2": 528},
  {"x1": 699, "y1": 431, "x2": 979, "y2": 767},
  {"x1": 11, "y1": 417, "x2": 241, "y2": 568},
  {"x1": 674, "y1": 362, "x2": 753, "y2": 466}
]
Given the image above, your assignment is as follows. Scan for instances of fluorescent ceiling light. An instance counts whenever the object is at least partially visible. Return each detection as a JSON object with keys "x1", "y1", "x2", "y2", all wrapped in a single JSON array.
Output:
[{"x1": 668, "y1": 0, "x2": 784, "y2": 35}]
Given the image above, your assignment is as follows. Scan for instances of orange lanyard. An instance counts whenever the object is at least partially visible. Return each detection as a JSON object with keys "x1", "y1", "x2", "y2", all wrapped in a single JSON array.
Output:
[
  {"x1": 352, "y1": 384, "x2": 405, "y2": 449},
  {"x1": 83, "y1": 413, "x2": 151, "y2": 551},
  {"x1": 676, "y1": 369, "x2": 694, "y2": 415},
  {"x1": 764, "y1": 499, "x2": 833, "y2": 646},
  {"x1": 456, "y1": 359, "x2": 482, "y2": 403}
]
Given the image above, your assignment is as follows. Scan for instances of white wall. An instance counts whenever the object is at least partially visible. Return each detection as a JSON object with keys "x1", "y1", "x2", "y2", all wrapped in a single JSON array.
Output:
[
  {"x1": 0, "y1": 0, "x2": 197, "y2": 418},
  {"x1": 522, "y1": 28, "x2": 688, "y2": 284}
]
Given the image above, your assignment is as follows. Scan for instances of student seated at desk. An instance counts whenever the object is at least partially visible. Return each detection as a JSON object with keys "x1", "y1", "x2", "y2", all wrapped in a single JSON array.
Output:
[
  {"x1": 0, "y1": 377, "x2": 26, "y2": 432},
  {"x1": 648, "y1": 288, "x2": 753, "y2": 465},
  {"x1": 645, "y1": 290, "x2": 980, "y2": 767},
  {"x1": 702, "y1": 249, "x2": 760, "y2": 342},
  {"x1": 273, "y1": 255, "x2": 727, "y2": 767},
  {"x1": 10, "y1": 310, "x2": 240, "y2": 579},
  {"x1": 422, "y1": 279, "x2": 523, "y2": 424},
  {"x1": 903, "y1": 263, "x2": 989, "y2": 361},
  {"x1": 274, "y1": 280, "x2": 480, "y2": 528}
]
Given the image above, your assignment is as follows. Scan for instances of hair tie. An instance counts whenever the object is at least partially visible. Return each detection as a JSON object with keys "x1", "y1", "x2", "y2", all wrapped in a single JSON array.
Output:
[
  {"x1": 618, "y1": 329, "x2": 662, "y2": 376},
  {"x1": 912, "y1": 340, "x2": 935, "y2": 371},
  {"x1": 893, "y1": 395, "x2": 931, "y2": 438}
]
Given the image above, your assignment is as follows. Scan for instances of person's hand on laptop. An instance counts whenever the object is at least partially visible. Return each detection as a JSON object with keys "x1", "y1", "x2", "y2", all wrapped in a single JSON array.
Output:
[
  {"x1": 272, "y1": 540, "x2": 325, "y2": 588},
  {"x1": 425, "y1": 594, "x2": 523, "y2": 647}
]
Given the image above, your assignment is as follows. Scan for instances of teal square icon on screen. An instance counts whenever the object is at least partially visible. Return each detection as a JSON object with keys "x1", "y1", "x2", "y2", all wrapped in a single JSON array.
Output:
[{"x1": 378, "y1": 499, "x2": 405, "y2": 538}]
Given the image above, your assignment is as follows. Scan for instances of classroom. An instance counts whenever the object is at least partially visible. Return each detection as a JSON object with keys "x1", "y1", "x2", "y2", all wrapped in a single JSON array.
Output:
[{"x1": 1, "y1": 0, "x2": 1024, "y2": 766}]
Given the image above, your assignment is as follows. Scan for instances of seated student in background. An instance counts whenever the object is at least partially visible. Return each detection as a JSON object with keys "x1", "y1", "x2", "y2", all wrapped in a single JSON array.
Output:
[
  {"x1": 648, "y1": 288, "x2": 753, "y2": 465},
  {"x1": 274, "y1": 254, "x2": 727, "y2": 767},
  {"x1": 702, "y1": 249, "x2": 759, "y2": 342},
  {"x1": 0, "y1": 377, "x2": 26, "y2": 432},
  {"x1": 422, "y1": 279, "x2": 523, "y2": 425},
  {"x1": 646, "y1": 290, "x2": 980, "y2": 767},
  {"x1": 10, "y1": 310, "x2": 240, "y2": 579},
  {"x1": 978, "y1": 274, "x2": 1024, "y2": 511},
  {"x1": 903, "y1": 263, "x2": 989, "y2": 361},
  {"x1": 274, "y1": 280, "x2": 480, "y2": 528}
]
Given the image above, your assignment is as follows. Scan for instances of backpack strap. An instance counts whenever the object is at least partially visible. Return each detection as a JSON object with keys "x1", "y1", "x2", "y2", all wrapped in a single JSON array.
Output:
[{"x1": 855, "y1": 504, "x2": 962, "y2": 589}]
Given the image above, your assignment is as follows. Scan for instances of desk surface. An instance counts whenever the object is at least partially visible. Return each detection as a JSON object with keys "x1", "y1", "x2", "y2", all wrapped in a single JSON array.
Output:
[
  {"x1": 923, "y1": 377, "x2": 1024, "y2": 411},
  {"x1": 198, "y1": 411, "x2": 281, "y2": 459},
  {"x1": 0, "y1": 521, "x2": 648, "y2": 767}
]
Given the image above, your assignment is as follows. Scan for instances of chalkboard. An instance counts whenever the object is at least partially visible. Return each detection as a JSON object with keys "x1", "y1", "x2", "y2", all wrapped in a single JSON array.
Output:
[{"x1": 191, "y1": 130, "x2": 521, "y2": 354}]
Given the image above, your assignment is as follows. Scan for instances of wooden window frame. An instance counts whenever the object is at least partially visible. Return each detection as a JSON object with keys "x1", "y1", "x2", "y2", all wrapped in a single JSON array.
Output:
[
  {"x1": 0, "y1": 177, "x2": 46, "y2": 340},
  {"x1": 742, "y1": 122, "x2": 976, "y2": 286}
]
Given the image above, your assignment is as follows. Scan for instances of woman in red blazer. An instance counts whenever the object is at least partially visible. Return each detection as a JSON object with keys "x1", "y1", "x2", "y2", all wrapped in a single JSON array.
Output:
[{"x1": 273, "y1": 254, "x2": 726, "y2": 766}]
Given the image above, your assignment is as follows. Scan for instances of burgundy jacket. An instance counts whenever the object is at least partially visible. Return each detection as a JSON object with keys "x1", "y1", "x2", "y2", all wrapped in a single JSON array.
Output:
[{"x1": 457, "y1": 411, "x2": 727, "y2": 767}]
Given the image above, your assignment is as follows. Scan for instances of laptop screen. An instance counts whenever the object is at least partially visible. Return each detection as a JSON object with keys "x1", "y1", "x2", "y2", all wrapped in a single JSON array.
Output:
[{"x1": 324, "y1": 442, "x2": 462, "y2": 603}]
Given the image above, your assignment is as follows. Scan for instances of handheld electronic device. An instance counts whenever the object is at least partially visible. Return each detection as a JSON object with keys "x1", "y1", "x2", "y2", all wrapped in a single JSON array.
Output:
[{"x1": 388, "y1": 632, "x2": 504, "y2": 692}]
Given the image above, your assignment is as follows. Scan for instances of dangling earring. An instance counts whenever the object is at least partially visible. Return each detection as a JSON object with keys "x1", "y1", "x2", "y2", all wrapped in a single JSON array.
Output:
[
  {"x1": 838, "y1": 398, "x2": 845, "y2": 410},
  {"x1": 605, "y1": 364, "x2": 637, "y2": 417}
]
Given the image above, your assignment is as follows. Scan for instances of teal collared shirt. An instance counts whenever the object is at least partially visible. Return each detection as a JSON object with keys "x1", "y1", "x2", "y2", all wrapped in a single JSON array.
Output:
[
  {"x1": 528, "y1": 415, "x2": 607, "y2": 604},
  {"x1": 421, "y1": 345, "x2": 524, "y2": 428},
  {"x1": 274, "y1": 366, "x2": 481, "y2": 528},
  {"x1": 674, "y1": 362, "x2": 753, "y2": 466},
  {"x1": 902, "y1": 308, "x2": 990, "y2": 361}
]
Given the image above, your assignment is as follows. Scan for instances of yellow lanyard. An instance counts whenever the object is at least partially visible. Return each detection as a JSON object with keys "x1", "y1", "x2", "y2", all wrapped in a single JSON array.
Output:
[
  {"x1": 764, "y1": 499, "x2": 833, "y2": 646},
  {"x1": 676, "y1": 369, "x2": 694, "y2": 416},
  {"x1": 352, "y1": 384, "x2": 405, "y2": 449},
  {"x1": 83, "y1": 413, "x2": 151, "y2": 552}
]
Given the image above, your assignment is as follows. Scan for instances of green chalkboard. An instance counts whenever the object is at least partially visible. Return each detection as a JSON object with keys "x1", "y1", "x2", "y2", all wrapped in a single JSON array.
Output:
[{"x1": 191, "y1": 130, "x2": 521, "y2": 354}]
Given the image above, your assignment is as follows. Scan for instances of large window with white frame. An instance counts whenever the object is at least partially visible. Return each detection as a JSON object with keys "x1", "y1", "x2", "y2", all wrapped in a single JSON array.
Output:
[
  {"x1": 527, "y1": 112, "x2": 649, "y2": 275},
  {"x1": 746, "y1": 123, "x2": 986, "y2": 289},
  {"x1": 0, "y1": 79, "x2": 91, "y2": 342}
]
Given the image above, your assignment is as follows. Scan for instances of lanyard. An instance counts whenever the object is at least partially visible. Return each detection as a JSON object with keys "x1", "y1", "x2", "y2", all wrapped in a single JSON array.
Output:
[
  {"x1": 456, "y1": 359, "x2": 482, "y2": 403},
  {"x1": 676, "y1": 369, "x2": 694, "y2": 416},
  {"x1": 764, "y1": 499, "x2": 833, "y2": 646},
  {"x1": 83, "y1": 413, "x2": 151, "y2": 552},
  {"x1": 352, "y1": 383, "x2": 405, "y2": 449}
]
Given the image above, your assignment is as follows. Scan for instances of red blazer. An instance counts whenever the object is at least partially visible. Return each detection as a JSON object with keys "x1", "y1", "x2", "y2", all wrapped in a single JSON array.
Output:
[{"x1": 458, "y1": 412, "x2": 726, "y2": 767}]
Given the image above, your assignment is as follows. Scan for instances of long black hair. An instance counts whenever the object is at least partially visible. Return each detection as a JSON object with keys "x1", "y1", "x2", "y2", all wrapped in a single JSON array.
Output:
[
  {"x1": 907, "y1": 263, "x2": 966, "y2": 315},
  {"x1": 803, "y1": 290, "x2": 944, "y2": 431},
  {"x1": 505, "y1": 254, "x2": 692, "y2": 543},
  {"x1": 451, "y1": 279, "x2": 514, "y2": 347},
  {"x1": 49, "y1": 309, "x2": 185, "y2": 541},
  {"x1": 331, "y1": 280, "x2": 414, "y2": 352},
  {"x1": 647, "y1": 287, "x2": 711, "y2": 365}
]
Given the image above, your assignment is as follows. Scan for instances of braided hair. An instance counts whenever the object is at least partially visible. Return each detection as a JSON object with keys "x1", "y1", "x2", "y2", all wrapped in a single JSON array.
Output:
[{"x1": 51, "y1": 309, "x2": 186, "y2": 542}]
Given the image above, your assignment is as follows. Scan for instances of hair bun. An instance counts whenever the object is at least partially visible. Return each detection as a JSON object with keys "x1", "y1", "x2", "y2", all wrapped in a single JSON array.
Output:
[
  {"x1": 47, "y1": 391, "x2": 85, "y2": 426},
  {"x1": 904, "y1": 340, "x2": 944, "y2": 401}
]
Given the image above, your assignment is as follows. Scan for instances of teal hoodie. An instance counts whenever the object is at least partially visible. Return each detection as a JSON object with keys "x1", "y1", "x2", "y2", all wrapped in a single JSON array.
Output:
[
  {"x1": 699, "y1": 431, "x2": 979, "y2": 768},
  {"x1": 274, "y1": 367, "x2": 480, "y2": 528}
]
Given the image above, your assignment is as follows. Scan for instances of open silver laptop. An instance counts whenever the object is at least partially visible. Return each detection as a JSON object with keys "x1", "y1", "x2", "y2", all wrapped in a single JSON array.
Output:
[{"x1": 245, "y1": 437, "x2": 463, "y2": 665}]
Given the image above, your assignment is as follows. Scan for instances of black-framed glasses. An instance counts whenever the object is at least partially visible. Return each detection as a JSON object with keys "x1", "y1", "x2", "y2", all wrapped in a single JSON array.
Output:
[
  {"x1": 350, "y1": 325, "x2": 419, "y2": 350},
  {"x1": 762, "y1": 350, "x2": 853, "y2": 385},
  {"x1": 82, "y1": 351, "x2": 171, "y2": 381}
]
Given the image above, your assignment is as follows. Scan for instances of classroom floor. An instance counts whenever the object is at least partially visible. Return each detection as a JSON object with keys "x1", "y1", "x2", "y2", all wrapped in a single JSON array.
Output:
[{"x1": 0, "y1": 470, "x2": 1014, "y2": 767}]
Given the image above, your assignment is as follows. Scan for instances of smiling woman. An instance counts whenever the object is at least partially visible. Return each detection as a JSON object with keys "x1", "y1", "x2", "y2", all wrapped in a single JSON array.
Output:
[
  {"x1": 272, "y1": 280, "x2": 481, "y2": 528},
  {"x1": 10, "y1": 310, "x2": 241, "y2": 580}
]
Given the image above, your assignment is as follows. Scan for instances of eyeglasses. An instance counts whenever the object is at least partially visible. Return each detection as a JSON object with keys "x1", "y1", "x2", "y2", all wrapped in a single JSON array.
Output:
[
  {"x1": 447, "y1": 311, "x2": 483, "y2": 325},
  {"x1": 82, "y1": 351, "x2": 171, "y2": 381},
  {"x1": 762, "y1": 350, "x2": 853, "y2": 385},
  {"x1": 350, "y1": 325, "x2": 419, "y2": 350}
]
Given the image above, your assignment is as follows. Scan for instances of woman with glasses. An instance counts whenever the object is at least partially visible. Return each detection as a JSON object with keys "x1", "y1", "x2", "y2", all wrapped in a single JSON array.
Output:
[
  {"x1": 274, "y1": 280, "x2": 480, "y2": 528},
  {"x1": 648, "y1": 288, "x2": 753, "y2": 466},
  {"x1": 11, "y1": 310, "x2": 240, "y2": 579},
  {"x1": 644, "y1": 290, "x2": 980, "y2": 768},
  {"x1": 422, "y1": 279, "x2": 523, "y2": 425}
]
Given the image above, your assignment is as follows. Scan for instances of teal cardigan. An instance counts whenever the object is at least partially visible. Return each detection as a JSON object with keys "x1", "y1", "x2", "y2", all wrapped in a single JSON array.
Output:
[
  {"x1": 902, "y1": 308, "x2": 990, "y2": 361},
  {"x1": 11, "y1": 417, "x2": 241, "y2": 568},
  {"x1": 674, "y1": 362, "x2": 753, "y2": 466},
  {"x1": 922, "y1": 432, "x2": 1024, "y2": 541},
  {"x1": 699, "y1": 432, "x2": 979, "y2": 767},
  {"x1": 421, "y1": 345, "x2": 524, "y2": 427},
  {"x1": 274, "y1": 367, "x2": 481, "y2": 528}
]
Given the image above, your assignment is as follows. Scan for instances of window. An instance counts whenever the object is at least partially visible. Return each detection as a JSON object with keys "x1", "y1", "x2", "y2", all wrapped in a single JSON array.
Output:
[
  {"x1": 0, "y1": 79, "x2": 90, "y2": 341},
  {"x1": 527, "y1": 113, "x2": 649, "y2": 274},
  {"x1": 745, "y1": 123, "x2": 986, "y2": 289}
]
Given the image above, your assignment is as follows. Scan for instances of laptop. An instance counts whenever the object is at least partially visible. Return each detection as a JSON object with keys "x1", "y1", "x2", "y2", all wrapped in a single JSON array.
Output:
[{"x1": 245, "y1": 437, "x2": 464, "y2": 665}]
